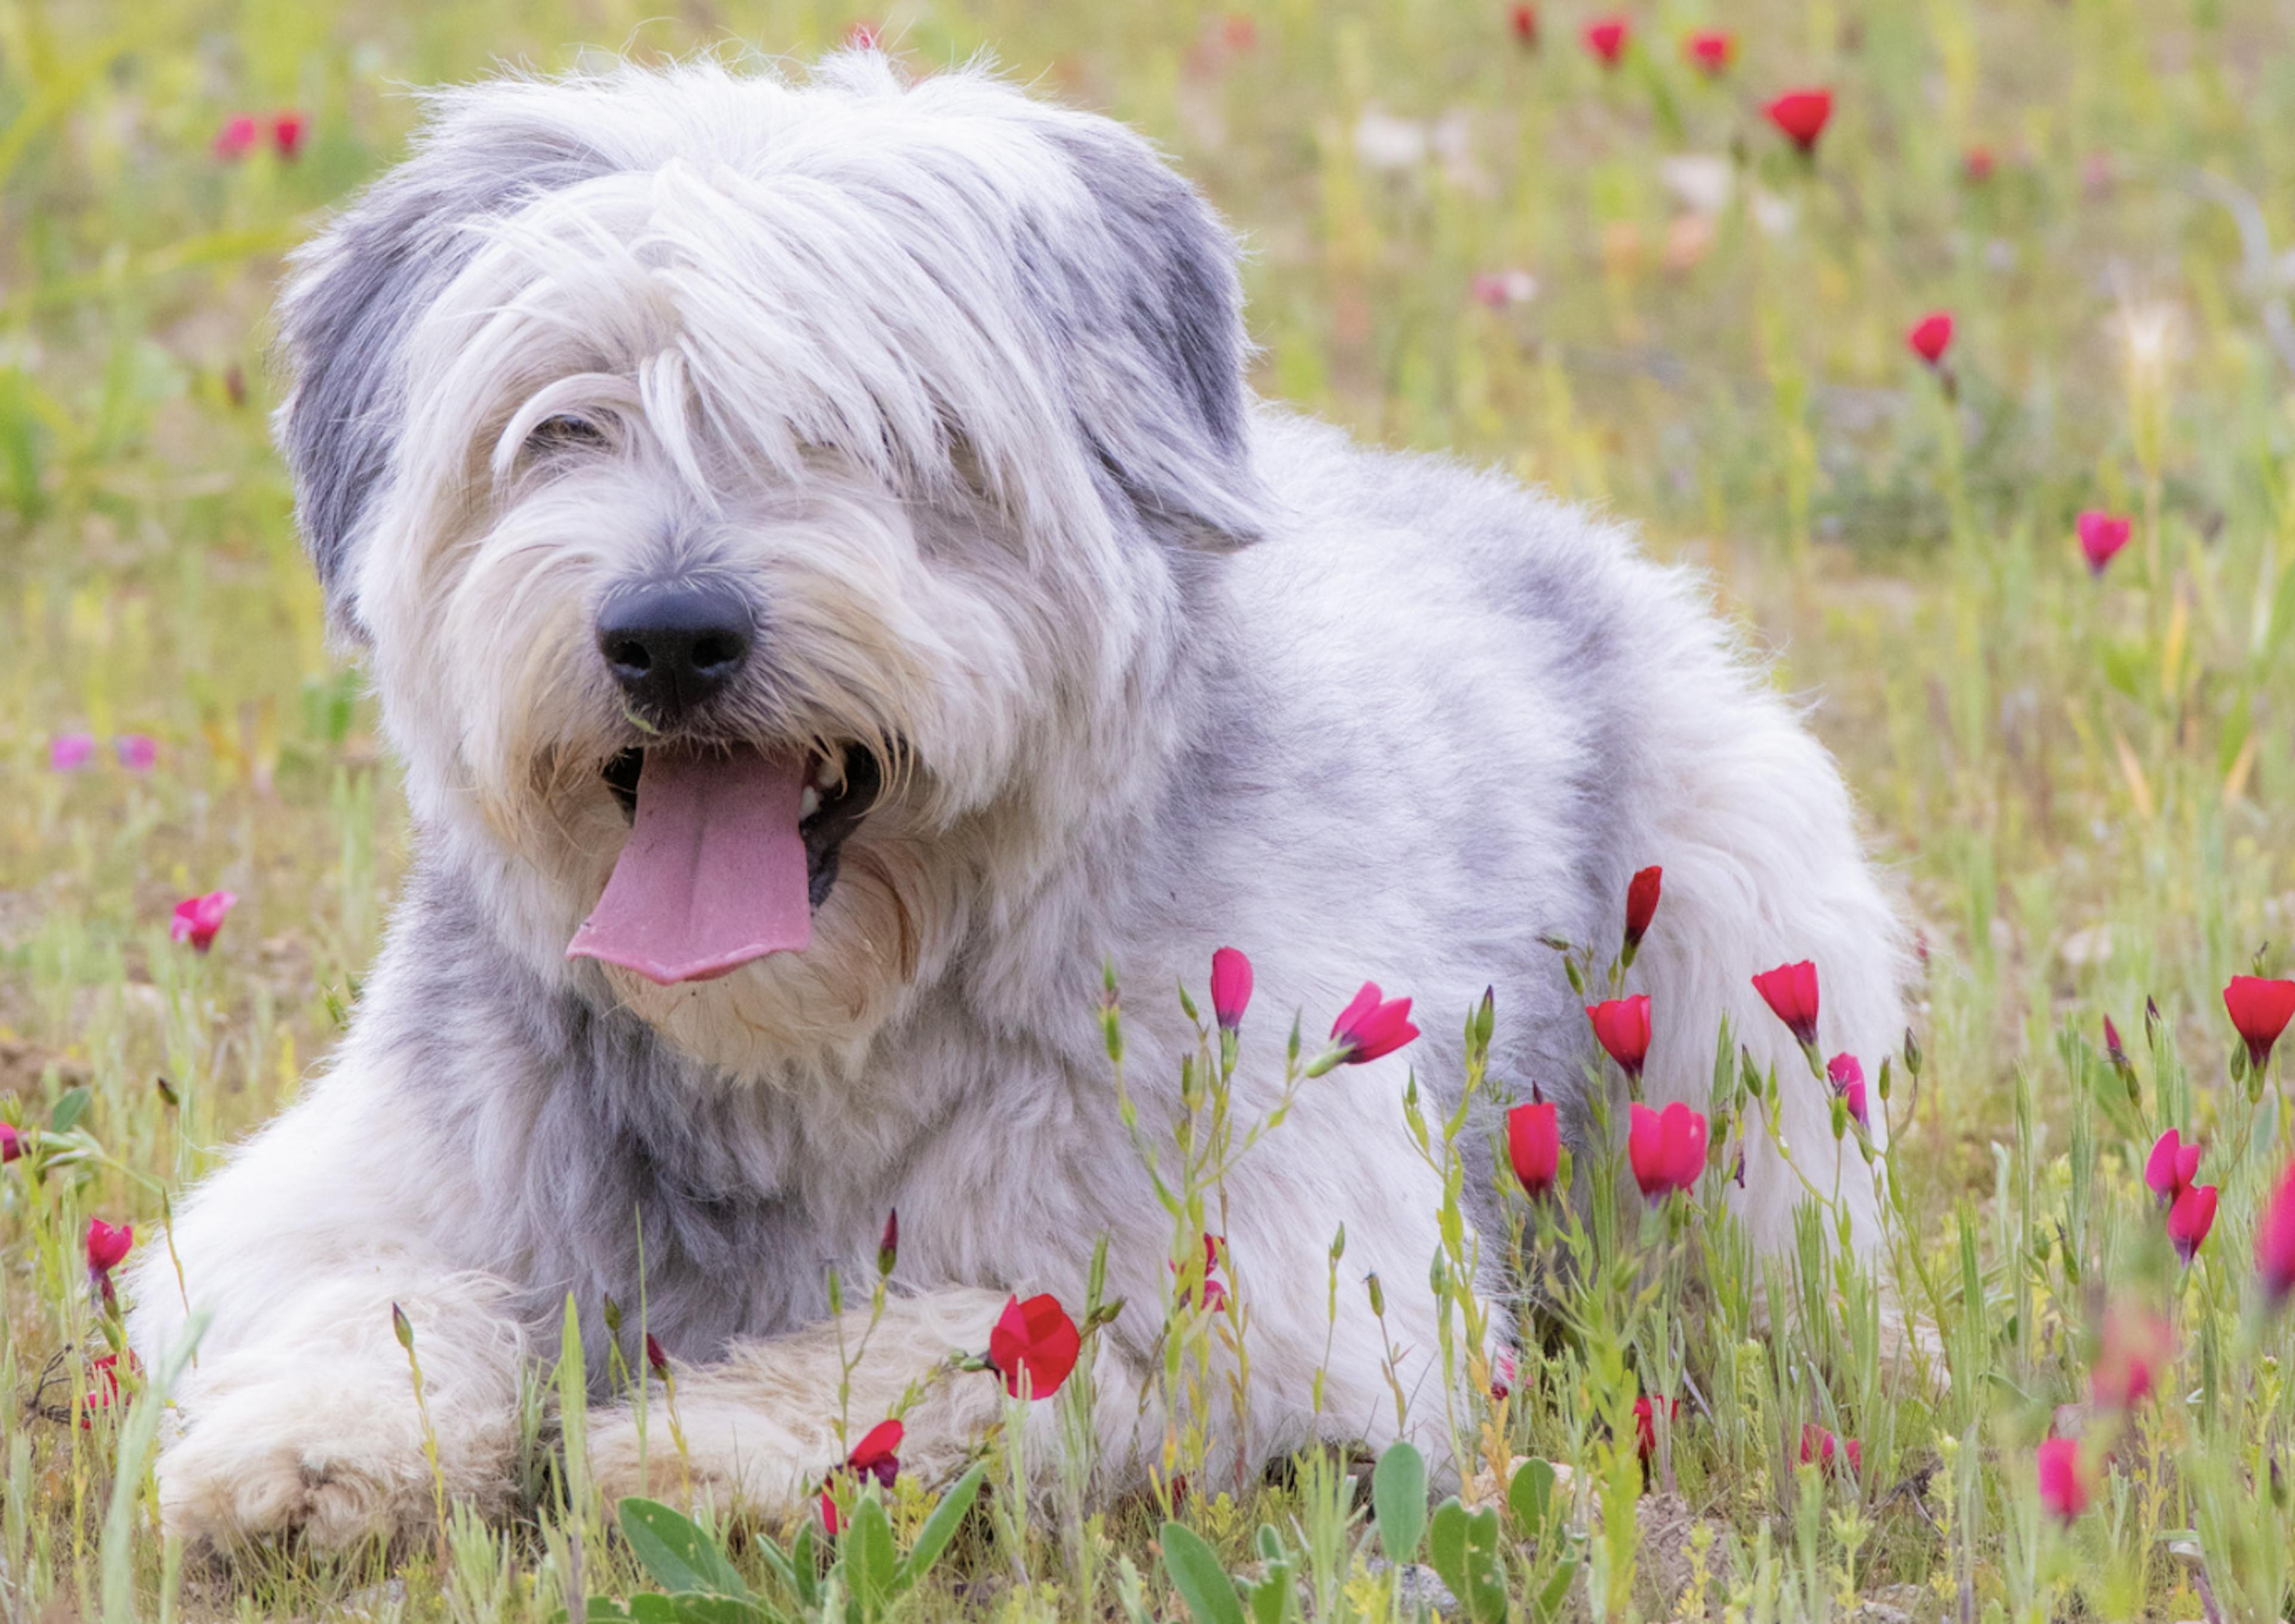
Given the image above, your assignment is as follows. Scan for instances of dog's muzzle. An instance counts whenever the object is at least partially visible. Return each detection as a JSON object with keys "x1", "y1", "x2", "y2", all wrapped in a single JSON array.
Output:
[{"x1": 596, "y1": 580, "x2": 753, "y2": 729}]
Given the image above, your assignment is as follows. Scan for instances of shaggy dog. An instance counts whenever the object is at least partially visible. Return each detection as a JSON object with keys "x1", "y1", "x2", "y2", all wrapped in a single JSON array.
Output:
[{"x1": 128, "y1": 50, "x2": 1905, "y2": 1546}]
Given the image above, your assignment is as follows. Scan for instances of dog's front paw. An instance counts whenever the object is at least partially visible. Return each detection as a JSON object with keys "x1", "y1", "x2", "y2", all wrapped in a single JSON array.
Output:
[
  {"x1": 158, "y1": 1377, "x2": 515, "y2": 1549},
  {"x1": 588, "y1": 1403, "x2": 815, "y2": 1521}
]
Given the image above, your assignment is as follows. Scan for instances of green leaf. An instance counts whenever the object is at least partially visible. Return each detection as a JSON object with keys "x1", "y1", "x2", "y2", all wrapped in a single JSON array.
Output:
[
  {"x1": 897, "y1": 1463, "x2": 986, "y2": 1588},
  {"x1": 1369, "y1": 1442, "x2": 1427, "y2": 1564},
  {"x1": 1508, "y1": 1456, "x2": 1556, "y2": 1535},
  {"x1": 1534, "y1": 1558, "x2": 1579, "y2": 1623},
  {"x1": 627, "y1": 1597, "x2": 764, "y2": 1624},
  {"x1": 1246, "y1": 1561, "x2": 1295, "y2": 1624},
  {"x1": 1159, "y1": 1522, "x2": 1247, "y2": 1624},
  {"x1": 617, "y1": 1499, "x2": 751, "y2": 1601},
  {"x1": 841, "y1": 1494, "x2": 901, "y2": 1623},
  {"x1": 788, "y1": 1523, "x2": 820, "y2": 1610},
  {"x1": 48, "y1": 1085, "x2": 90, "y2": 1134},
  {"x1": 582, "y1": 1600, "x2": 635, "y2": 1623},
  {"x1": 1425, "y1": 1500, "x2": 1506, "y2": 1624}
]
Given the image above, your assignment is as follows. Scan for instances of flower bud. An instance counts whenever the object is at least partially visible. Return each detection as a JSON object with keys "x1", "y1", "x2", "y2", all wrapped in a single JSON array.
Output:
[{"x1": 1366, "y1": 1272, "x2": 1386, "y2": 1317}]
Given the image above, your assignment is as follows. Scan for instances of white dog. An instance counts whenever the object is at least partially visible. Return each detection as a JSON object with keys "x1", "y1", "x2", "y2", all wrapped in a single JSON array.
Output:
[{"x1": 128, "y1": 50, "x2": 1905, "y2": 1546}]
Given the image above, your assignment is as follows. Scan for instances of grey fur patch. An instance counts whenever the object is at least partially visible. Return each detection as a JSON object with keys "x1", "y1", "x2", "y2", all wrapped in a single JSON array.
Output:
[
  {"x1": 274, "y1": 122, "x2": 610, "y2": 636},
  {"x1": 1023, "y1": 124, "x2": 1267, "y2": 549}
]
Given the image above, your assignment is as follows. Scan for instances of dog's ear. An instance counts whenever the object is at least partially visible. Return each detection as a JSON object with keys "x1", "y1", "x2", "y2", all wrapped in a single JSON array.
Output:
[
  {"x1": 274, "y1": 113, "x2": 603, "y2": 639},
  {"x1": 1027, "y1": 123, "x2": 1267, "y2": 551}
]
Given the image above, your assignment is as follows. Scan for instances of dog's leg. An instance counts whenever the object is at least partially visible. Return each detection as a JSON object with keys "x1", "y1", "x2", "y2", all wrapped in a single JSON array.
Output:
[
  {"x1": 128, "y1": 1082, "x2": 529, "y2": 1549},
  {"x1": 587, "y1": 1288, "x2": 1160, "y2": 1515}
]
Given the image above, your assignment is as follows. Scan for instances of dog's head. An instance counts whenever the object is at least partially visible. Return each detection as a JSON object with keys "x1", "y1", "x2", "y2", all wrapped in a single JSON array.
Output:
[{"x1": 280, "y1": 53, "x2": 1262, "y2": 1068}]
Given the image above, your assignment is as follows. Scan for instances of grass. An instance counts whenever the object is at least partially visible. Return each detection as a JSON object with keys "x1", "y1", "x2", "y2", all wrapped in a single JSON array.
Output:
[{"x1": 5, "y1": 0, "x2": 2295, "y2": 1618}]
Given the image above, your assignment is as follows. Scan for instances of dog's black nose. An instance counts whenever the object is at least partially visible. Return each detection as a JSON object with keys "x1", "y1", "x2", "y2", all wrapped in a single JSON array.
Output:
[{"x1": 596, "y1": 582, "x2": 753, "y2": 723}]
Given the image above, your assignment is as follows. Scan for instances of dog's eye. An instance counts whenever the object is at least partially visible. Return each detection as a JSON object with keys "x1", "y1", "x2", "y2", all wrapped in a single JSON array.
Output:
[{"x1": 525, "y1": 415, "x2": 610, "y2": 455}]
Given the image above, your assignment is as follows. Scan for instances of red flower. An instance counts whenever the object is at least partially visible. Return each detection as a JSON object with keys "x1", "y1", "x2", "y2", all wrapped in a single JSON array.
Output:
[
  {"x1": 1, "y1": 1123, "x2": 20, "y2": 1164},
  {"x1": 2075, "y1": 511, "x2": 2131, "y2": 577},
  {"x1": 1330, "y1": 983, "x2": 1419, "y2": 1065},
  {"x1": 1752, "y1": 961, "x2": 1820, "y2": 1047},
  {"x1": 212, "y1": 113, "x2": 260, "y2": 161},
  {"x1": 1583, "y1": 16, "x2": 1630, "y2": 66},
  {"x1": 1508, "y1": 4, "x2": 1537, "y2": 44},
  {"x1": 1963, "y1": 146, "x2": 1996, "y2": 182},
  {"x1": 78, "y1": 1350, "x2": 140, "y2": 1429},
  {"x1": 2168, "y1": 1183, "x2": 2218, "y2": 1266},
  {"x1": 2103, "y1": 1015, "x2": 2130, "y2": 1069},
  {"x1": 1623, "y1": 865, "x2": 1662, "y2": 953},
  {"x1": 170, "y1": 890, "x2": 237, "y2": 952},
  {"x1": 1220, "y1": 14, "x2": 1257, "y2": 50},
  {"x1": 1586, "y1": 995, "x2": 1652, "y2": 1078},
  {"x1": 1682, "y1": 29, "x2": 1733, "y2": 75},
  {"x1": 2036, "y1": 1438, "x2": 2088, "y2": 1523},
  {"x1": 645, "y1": 1333, "x2": 669, "y2": 1377},
  {"x1": 1907, "y1": 311, "x2": 1954, "y2": 366},
  {"x1": 1632, "y1": 1395, "x2": 1680, "y2": 1459},
  {"x1": 1627, "y1": 1102, "x2": 1707, "y2": 1203},
  {"x1": 2143, "y1": 1128, "x2": 2201, "y2": 1207},
  {"x1": 86, "y1": 1218, "x2": 133, "y2": 1276},
  {"x1": 1507, "y1": 1099, "x2": 1561, "y2": 1198},
  {"x1": 1172, "y1": 1234, "x2": 1229, "y2": 1312},
  {"x1": 1764, "y1": 88, "x2": 1834, "y2": 152},
  {"x1": 270, "y1": 110, "x2": 307, "y2": 160},
  {"x1": 1489, "y1": 1344, "x2": 1519, "y2": 1400},
  {"x1": 878, "y1": 1209, "x2": 898, "y2": 1275},
  {"x1": 1210, "y1": 947, "x2": 1253, "y2": 1032},
  {"x1": 2223, "y1": 975, "x2": 2295, "y2": 1072},
  {"x1": 2091, "y1": 1305, "x2": 2171, "y2": 1411},
  {"x1": 1798, "y1": 1423, "x2": 1862, "y2": 1476},
  {"x1": 821, "y1": 1417, "x2": 903, "y2": 1532},
  {"x1": 842, "y1": 22, "x2": 880, "y2": 48},
  {"x1": 1826, "y1": 1053, "x2": 1868, "y2": 1128},
  {"x1": 2256, "y1": 1161, "x2": 2295, "y2": 1306},
  {"x1": 987, "y1": 1293, "x2": 1081, "y2": 1399}
]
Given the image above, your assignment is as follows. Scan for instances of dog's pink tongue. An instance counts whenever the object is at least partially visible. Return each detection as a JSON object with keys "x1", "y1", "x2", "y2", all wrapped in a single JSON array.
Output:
[{"x1": 568, "y1": 744, "x2": 812, "y2": 985}]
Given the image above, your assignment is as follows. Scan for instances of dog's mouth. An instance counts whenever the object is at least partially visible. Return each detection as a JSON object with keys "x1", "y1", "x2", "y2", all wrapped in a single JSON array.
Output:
[{"x1": 567, "y1": 742, "x2": 882, "y2": 986}]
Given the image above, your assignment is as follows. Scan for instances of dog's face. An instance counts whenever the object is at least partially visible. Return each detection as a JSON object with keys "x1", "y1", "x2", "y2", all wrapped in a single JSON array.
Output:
[{"x1": 279, "y1": 54, "x2": 1263, "y2": 1071}]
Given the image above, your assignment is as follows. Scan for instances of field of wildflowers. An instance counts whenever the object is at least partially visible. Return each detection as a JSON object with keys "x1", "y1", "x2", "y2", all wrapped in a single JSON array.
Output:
[{"x1": 9, "y1": 0, "x2": 2295, "y2": 1618}]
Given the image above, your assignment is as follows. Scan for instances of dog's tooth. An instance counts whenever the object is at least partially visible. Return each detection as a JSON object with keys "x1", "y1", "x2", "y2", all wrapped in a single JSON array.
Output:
[{"x1": 800, "y1": 785, "x2": 821, "y2": 821}]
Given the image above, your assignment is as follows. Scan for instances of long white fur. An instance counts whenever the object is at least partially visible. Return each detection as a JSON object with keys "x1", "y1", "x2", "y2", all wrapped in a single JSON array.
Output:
[{"x1": 127, "y1": 50, "x2": 1907, "y2": 1548}]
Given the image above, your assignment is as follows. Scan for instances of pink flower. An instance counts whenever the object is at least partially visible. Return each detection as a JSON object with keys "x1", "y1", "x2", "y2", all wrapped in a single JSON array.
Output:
[
  {"x1": 1470, "y1": 269, "x2": 1537, "y2": 308},
  {"x1": 270, "y1": 110, "x2": 307, "y2": 161},
  {"x1": 820, "y1": 1417, "x2": 903, "y2": 1532},
  {"x1": 1632, "y1": 1395, "x2": 1680, "y2": 1459},
  {"x1": 2036, "y1": 1438, "x2": 2088, "y2": 1523},
  {"x1": 1489, "y1": 1344, "x2": 1519, "y2": 1400},
  {"x1": 1826, "y1": 1052, "x2": 1869, "y2": 1128},
  {"x1": 1623, "y1": 865, "x2": 1662, "y2": 953},
  {"x1": 1583, "y1": 16, "x2": 1629, "y2": 66},
  {"x1": 212, "y1": 113, "x2": 260, "y2": 161},
  {"x1": 1627, "y1": 1102, "x2": 1707, "y2": 1203},
  {"x1": 1908, "y1": 311, "x2": 1954, "y2": 366},
  {"x1": 1330, "y1": 983, "x2": 1419, "y2": 1065},
  {"x1": 50, "y1": 732, "x2": 94, "y2": 772},
  {"x1": 2223, "y1": 975, "x2": 2295, "y2": 1072},
  {"x1": 115, "y1": 734, "x2": 158, "y2": 772},
  {"x1": 170, "y1": 890, "x2": 237, "y2": 952},
  {"x1": 2076, "y1": 510, "x2": 2131, "y2": 576},
  {"x1": 1, "y1": 1122, "x2": 21, "y2": 1164},
  {"x1": 1682, "y1": 29, "x2": 1733, "y2": 75},
  {"x1": 842, "y1": 21, "x2": 880, "y2": 48},
  {"x1": 1798, "y1": 1423, "x2": 1862, "y2": 1476},
  {"x1": 1764, "y1": 88, "x2": 1834, "y2": 152},
  {"x1": 645, "y1": 1333, "x2": 670, "y2": 1377},
  {"x1": 1752, "y1": 961, "x2": 1820, "y2": 1047},
  {"x1": 987, "y1": 1293, "x2": 1081, "y2": 1399},
  {"x1": 2143, "y1": 1128, "x2": 2201, "y2": 1207},
  {"x1": 1508, "y1": 4, "x2": 1537, "y2": 45},
  {"x1": 2257, "y1": 1161, "x2": 2295, "y2": 1307},
  {"x1": 1586, "y1": 995, "x2": 1652, "y2": 1078},
  {"x1": 1507, "y1": 1099, "x2": 1561, "y2": 1198},
  {"x1": 878, "y1": 1209, "x2": 898, "y2": 1275},
  {"x1": 2091, "y1": 1305, "x2": 2171, "y2": 1411},
  {"x1": 86, "y1": 1218, "x2": 133, "y2": 1276},
  {"x1": 2168, "y1": 1183, "x2": 2218, "y2": 1266},
  {"x1": 78, "y1": 1350, "x2": 139, "y2": 1429},
  {"x1": 1210, "y1": 947, "x2": 1253, "y2": 1032},
  {"x1": 1173, "y1": 1233, "x2": 1229, "y2": 1312},
  {"x1": 1963, "y1": 146, "x2": 1996, "y2": 182}
]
